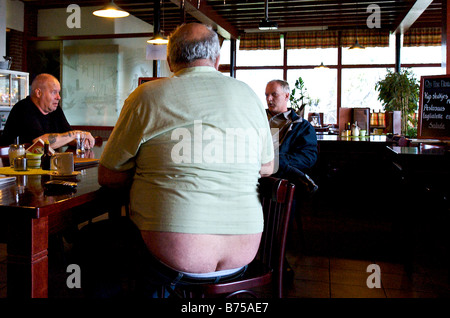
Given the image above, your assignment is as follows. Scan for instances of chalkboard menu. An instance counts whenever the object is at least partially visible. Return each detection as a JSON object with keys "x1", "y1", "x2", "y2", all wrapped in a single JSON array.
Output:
[{"x1": 418, "y1": 75, "x2": 450, "y2": 140}]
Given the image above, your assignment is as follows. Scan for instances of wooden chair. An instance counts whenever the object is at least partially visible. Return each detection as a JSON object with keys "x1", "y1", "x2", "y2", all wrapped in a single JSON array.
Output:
[{"x1": 170, "y1": 177, "x2": 295, "y2": 298}]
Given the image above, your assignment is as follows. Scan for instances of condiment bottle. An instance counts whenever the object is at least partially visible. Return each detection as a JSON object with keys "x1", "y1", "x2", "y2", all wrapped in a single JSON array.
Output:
[{"x1": 41, "y1": 140, "x2": 51, "y2": 170}]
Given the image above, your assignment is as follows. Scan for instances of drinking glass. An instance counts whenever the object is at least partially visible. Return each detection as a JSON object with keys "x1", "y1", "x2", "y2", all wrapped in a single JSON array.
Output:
[{"x1": 76, "y1": 132, "x2": 86, "y2": 154}]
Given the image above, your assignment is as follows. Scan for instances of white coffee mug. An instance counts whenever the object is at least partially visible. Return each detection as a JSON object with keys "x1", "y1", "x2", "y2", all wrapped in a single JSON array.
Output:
[{"x1": 51, "y1": 152, "x2": 74, "y2": 175}]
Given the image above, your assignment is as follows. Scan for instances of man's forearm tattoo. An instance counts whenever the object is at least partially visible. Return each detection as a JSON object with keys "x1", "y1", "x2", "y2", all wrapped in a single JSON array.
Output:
[{"x1": 48, "y1": 134, "x2": 57, "y2": 145}]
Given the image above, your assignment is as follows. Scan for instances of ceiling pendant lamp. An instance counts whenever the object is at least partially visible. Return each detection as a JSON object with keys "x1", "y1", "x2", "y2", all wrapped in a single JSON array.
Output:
[
  {"x1": 259, "y1": 0, "x2": 278, "y2": 30},
  {"x1": 348, "y1": 38, "x2": 365, "y2": 50},
  {"x1": 93, "y1": 1, "x2": 129, "y2": 18},
  {"x1": 147, "y1": 33, "x2": 168, "y2": 45},
  {"x1": 348, "y1": 2, "x2": 365, "y2": 50},
  {"x1": 147, "y1": 0, "x2": 168, "y2": 45},
  {"x1": 315, "y1": 62, "x2": 329, "y2": 69}
]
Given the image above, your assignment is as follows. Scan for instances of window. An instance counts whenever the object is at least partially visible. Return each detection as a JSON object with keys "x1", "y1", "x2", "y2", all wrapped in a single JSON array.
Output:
[
  {"x1": 288, "y1": 48, "x2": 337, "y2": 66},
  {"x1": 236, "y1": 69, "x2": 283, "y2": 106},
  {"x1": 342, "y1": 34, "x2": 395, "y2": 65},
  {"x1": 402, "y1": 45, "x2": 441, "y2": 64},
  {"x1": 234, "y1": 32, "x2": 443, "y2": 126},
  {"x1": 287, "y1": 69, "x2": 337, "y2": 124},
  {"x1": 236, "y1": 39, "x2": 284, "y2": 67},
  {"x1": 341, "y1": 68, "x2": 391, "y2": 111}
]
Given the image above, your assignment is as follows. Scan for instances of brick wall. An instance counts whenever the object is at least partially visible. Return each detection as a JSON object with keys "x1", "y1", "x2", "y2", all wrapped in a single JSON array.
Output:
[
  {"x1": 7, "y1": 29, "x2": 23, "y2": 71},
  {"x1": 6, "y1": 4, "x2": 38, "y2": 72}
]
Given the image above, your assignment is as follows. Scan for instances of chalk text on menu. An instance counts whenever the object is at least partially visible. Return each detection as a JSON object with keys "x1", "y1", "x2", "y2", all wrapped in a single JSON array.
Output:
[{"x1": 422, "y1": 79, "x2": 450, "y2": 132}]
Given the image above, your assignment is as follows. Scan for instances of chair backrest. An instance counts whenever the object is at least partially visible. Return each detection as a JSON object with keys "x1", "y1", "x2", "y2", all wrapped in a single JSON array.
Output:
[{"x1": 257, "y1": 177, "x2": 295, "y2": 296}]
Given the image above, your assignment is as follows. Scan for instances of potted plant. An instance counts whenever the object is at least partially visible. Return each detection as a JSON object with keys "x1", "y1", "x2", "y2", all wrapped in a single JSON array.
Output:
[
  {"x1": 375, "y1": 68, "x2": 420, "y2": 136},
  {"x1": 290, "y1": 77, "x2": 318, "y2": 118}
]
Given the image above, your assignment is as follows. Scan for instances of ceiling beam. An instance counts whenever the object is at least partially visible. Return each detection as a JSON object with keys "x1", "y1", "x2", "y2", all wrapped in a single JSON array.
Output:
[
  {"x1": 393, "y1": 0, "x2": 433, "y2": 34},
  {"x1": 170, "y1": 0, "x2": 239, "y2": 39}
]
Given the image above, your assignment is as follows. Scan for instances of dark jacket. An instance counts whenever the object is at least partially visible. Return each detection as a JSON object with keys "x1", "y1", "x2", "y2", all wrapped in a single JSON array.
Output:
[{"x1": 270, "y1": 109, "x2": 318, "y2": 179}]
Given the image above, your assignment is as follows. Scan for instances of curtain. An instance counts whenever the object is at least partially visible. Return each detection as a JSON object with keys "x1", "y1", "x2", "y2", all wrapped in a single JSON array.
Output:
[
  {"x1": 239, "y1": 33, "x2": 281, "y2": 50},
  {"x1": 240, "y1": 29, "x2": 391, "y2": 50},
  {"x1": 286, "y1": 31, "x2": 339, "y2": 49},
  {"x1": 403, "y1": 27, "x2": 441, "y2": 47},
  {"x1": 340, "y1": 29, "x2": 390, "y2": 47}
]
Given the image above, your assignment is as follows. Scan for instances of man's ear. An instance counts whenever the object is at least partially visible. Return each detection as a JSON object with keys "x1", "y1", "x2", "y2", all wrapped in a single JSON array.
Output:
[
  {"x1": 34, "y1": 88, "x2": 42, "y2": 98},
  {"x1": 214, "y1": 54, "x2": 220, "y2": 70}
]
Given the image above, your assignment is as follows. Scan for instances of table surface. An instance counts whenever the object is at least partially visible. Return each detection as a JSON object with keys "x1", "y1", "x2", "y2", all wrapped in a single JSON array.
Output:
[
  {"x1": 0, "y1": 144, "x2": 107, "y2": 298},
  {"x1": 387, "y1": 145, "x2": 449, "y2": 156},
  {"x1": 0, "y1": 167, "x2": 101, "y2": 218},
  {"x1": 0, "y1": 146, "x2": 104, "y2": 219}
]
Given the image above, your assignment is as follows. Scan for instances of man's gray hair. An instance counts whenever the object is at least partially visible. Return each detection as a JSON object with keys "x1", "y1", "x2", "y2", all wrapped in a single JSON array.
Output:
[
  {"x1": 267, "y1": 79, "x2": 290, "y2": 94},
  {"x1": 168, "y1": 24, "x2": 220, "y2": 68}
]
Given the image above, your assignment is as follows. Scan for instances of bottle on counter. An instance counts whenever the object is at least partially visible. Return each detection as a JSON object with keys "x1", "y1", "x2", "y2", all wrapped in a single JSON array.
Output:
[{"x1": 41, "y1": 140, "x2": 51, "y2": 170}]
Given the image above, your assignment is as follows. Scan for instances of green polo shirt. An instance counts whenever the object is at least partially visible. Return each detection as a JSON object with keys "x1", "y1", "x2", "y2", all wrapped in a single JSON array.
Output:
[{"x1": 100, "y1": 66, "x2": 274, "y2": 234}]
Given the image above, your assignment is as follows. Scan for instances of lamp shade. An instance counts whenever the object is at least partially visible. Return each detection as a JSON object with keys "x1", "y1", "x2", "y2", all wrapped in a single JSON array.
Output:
[
  {"x1": 348, "y1": 39, "x2": 365, "y2": 50},
  {"x1": 314, "y1": 62, "x2": 329, "y2": 69},
  {"x1": 93, "y1": 1, "x2": 129, "y2": 18},
  {"x1": 147, "y1": 33, "x2": 168, "y2": 45}
]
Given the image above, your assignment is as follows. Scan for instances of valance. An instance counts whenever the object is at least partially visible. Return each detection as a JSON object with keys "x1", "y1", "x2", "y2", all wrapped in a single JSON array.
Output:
[
  {"x1": 239, "y1": 33, "x2": 281, "y2": 50},
  {"x1": 285, "y1": 31, "x2": 339, "y2": 49},
  {"x1": 240, "y1": 29, "x2": 390, "y2": 50},
  {"x1": 340, "y1": 29, "x2": 390, "y2": 48},
  {"x1": 403, "y1": 27, "x2": 441, "y2": 47}
]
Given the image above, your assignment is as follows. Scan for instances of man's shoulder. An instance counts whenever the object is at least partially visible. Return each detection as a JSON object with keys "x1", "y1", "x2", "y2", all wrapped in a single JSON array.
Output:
[{"x1": 11, "y1": 96, "x2": 35, "y2": 112}]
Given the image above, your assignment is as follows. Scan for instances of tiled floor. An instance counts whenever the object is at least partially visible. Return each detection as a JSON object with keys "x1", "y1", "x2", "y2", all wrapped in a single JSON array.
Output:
[
  {"x1": 284, "y1": 246, "x2": 449, "y2": 298},
  {"x1": 1, "y1": 210, "x2": 449, "y2": 299},
  {"x1": 282, "y1": 209, "x2": 450, "y2": 298}
]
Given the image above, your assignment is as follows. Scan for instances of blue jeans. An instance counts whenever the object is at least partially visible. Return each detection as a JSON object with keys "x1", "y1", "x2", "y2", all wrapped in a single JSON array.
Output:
[
  {"x1": 136, "y1": 251, "x2": 248, "y2": 298},
  {"x1": 73, "y1": 217, "x2": 248, "y2": 298}
]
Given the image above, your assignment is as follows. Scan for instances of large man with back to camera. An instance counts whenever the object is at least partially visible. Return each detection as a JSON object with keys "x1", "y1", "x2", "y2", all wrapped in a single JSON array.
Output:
[
  {"x1": 0, "y1": 73, "x2": 95, "y2": 149},
  {"x1": 88, "y1": 23, "x2": 274, "y2": 297},
  {"x1": 265, "y1": 79, "x2": 318, "y2": 193}
]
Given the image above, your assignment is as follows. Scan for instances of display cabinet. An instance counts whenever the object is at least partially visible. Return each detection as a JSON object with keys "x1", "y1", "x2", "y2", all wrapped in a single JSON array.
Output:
[
  {"x1": 0, "y1": 70, "x2": 29, "y2": 130},
  {"x1": 0, "y1": 69, "x2": 29, "y2": 108},
  {"x1": 0, "y1": 70, "x2": 29, "y2": 107}
]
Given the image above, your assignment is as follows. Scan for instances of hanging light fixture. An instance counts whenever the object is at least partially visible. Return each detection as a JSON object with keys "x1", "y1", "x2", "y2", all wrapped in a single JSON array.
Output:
[
  {"x1": 315, "y1": 62, "x2": 329, "y2": 69},
  {"x1": 147, "y1": 34, "x2": 168, "y2": 45},
  {"x1": 348, "y1": 2, "x2": 365, "y2": 50},
  {"x1": 147, "y1": 0, "x2": 168, "y2": 45},
  {"x1": 348, "y1": 38, "x2": 365, "y2": 50},
  {"x1": 315, "y1": 16, "x2": 329, "y2": 69},
  {"x1": 259, "y1": 0, "x2": 278, "y2": 30},
  {"x1": 93, "y1": 1, "x2": 129, "y2": 18}
]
